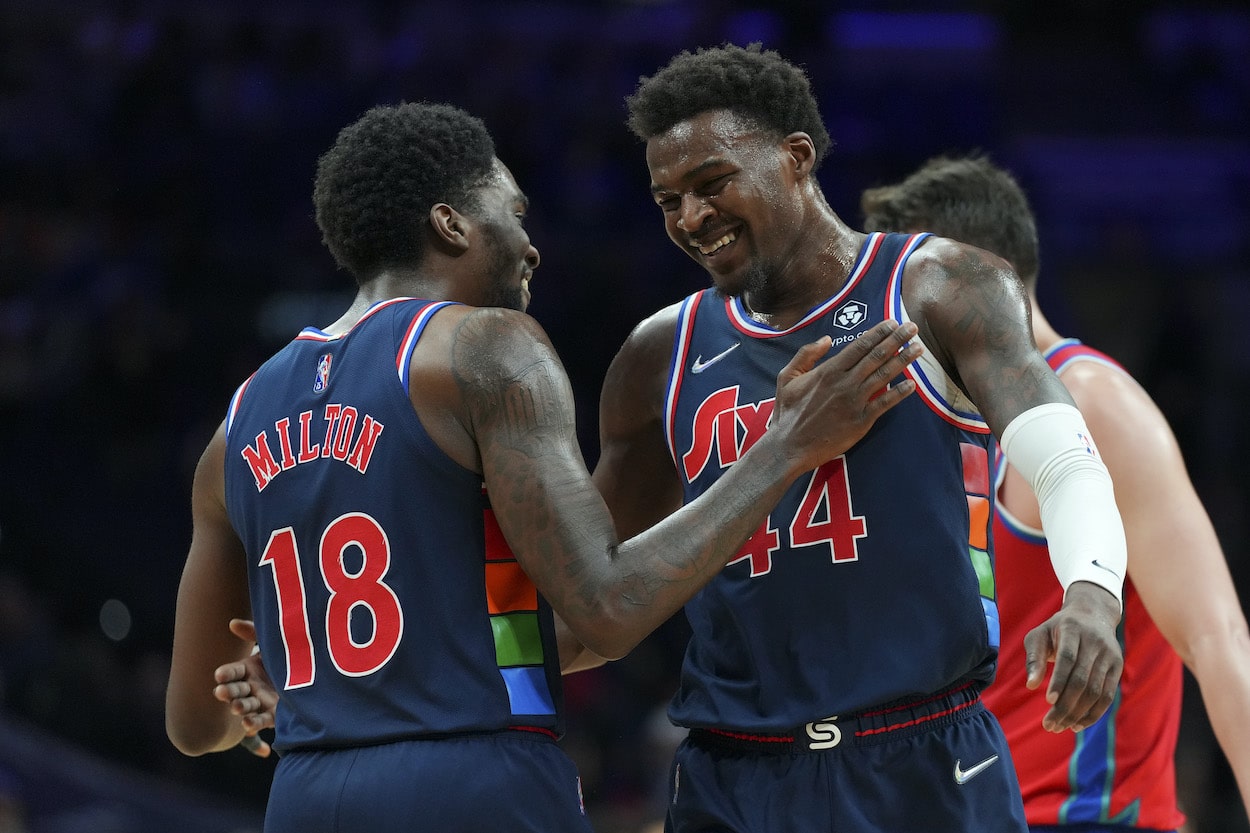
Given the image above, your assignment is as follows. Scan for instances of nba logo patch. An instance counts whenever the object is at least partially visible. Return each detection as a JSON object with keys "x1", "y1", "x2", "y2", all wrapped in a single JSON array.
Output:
[
  {"x1": 1076, "y1": 431, "x2": 1096, "y2": 457},
  {"x1": 313, "y1": 353, "x2": 333, "y2": 393}
]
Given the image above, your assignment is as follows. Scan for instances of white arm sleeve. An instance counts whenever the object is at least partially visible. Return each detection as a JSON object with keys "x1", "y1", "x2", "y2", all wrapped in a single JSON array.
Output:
[{"x1": 999, "y1": 402, "x2": 1127, "y2": 608}]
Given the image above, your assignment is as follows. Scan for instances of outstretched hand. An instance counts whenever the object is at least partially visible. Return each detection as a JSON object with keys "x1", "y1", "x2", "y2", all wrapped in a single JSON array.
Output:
[
  {"x1": 213, "y1": 618, "x2": 279, "y2": 758},
  {"x1": 1024, "y1": 581, "x2": 1123, "y2": 732},
  {"x1": 772, "y1": 319, "x2": 921, "y2": 471}
]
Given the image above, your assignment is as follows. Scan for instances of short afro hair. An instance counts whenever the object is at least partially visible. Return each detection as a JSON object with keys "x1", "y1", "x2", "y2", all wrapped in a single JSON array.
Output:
[
  {"x1": 313, "y1": 102, "x2": 496, "y2": 281},
  {"x1": 625, "y1": 43, "x2": 831, "y2": 171},
  {"x1": 860, "y1": 153, "x2": 1040, "y2": 286}
]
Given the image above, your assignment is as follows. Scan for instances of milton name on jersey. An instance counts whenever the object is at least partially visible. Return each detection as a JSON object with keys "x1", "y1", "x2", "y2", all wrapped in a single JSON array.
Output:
[{"x1": 238, "y1": 404, "x2": 386, "y2": 492}]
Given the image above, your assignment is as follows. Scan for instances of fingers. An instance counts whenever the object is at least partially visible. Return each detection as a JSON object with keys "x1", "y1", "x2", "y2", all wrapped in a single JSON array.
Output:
[
  {"x1": 1021, "y1": 624, "x2": 1053, "y2": 692},
  {"x1": 229, "y1": 618, "x2": 258, "y2": 643},
  {"x1": 214, "y1": 660, "x2": 247, "y2": 686},
  {"x1": 213, "y1": 678, "x2": 276, "y2": 731},
  {"x1": 777, "y1": 336, "x2": 832, "y2": 386},
  {"x1": 830, "y1": 320, "x2": 920, "y2": 378},
  {"x1": 1026, "y1": 614, "x2": 1121, "y2": 733},
  {"x1": 239, "y1": 734, "x2": 272, "y2": 759},
  {"x1": 1043, "y1": 644, "x2": 1117, "y2": 732},
  {"x1": 858, "y1": 379, "x2": 917, "y2": 421},
  {"x1": 213, "y1": 680, "x2": 256, "y2": 711}
]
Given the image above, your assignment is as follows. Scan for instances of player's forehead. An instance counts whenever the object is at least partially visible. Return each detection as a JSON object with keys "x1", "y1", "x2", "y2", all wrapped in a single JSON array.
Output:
[
  {"x1": 645, "y1": 110, "x2": 772, "y2": 189},
  {"x1": 477, "y1": 158, "x2": 529, "y2": 209}
]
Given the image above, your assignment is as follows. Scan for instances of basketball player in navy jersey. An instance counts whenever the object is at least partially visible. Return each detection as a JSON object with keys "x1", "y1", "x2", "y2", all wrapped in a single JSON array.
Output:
[
  {"x1": 861, "y1": 154, "x2": 1250, "y2": 833},
  {"x1": 587, "y1": 44, "x2": 1131, "y2": 832},
  {"x1": 164, "y1": 101, "x2": 924, "y2": 832}
]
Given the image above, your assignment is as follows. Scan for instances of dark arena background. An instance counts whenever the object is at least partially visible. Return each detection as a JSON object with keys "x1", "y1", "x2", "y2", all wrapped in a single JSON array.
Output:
[{"x1": 1, "y1": 1, "x2": 1248, "y2": 831}]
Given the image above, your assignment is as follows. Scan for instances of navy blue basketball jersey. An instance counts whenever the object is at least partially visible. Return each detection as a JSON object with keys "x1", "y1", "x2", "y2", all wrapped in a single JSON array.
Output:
[
  {"x1": 663, "y1": 232, "x2": 999, "y2": 732},
  {"x1": 223, "y1": 298, "x2": 563, "y2": 751}
]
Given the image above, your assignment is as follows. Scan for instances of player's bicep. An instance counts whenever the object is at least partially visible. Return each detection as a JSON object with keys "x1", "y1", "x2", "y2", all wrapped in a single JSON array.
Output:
[{"x1": 593, "y1": 311, "x2": 684, "y2": 538}]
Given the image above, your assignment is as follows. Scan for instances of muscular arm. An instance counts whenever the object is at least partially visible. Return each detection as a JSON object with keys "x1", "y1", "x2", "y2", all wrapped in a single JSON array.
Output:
[
  {"x1": 166, "y1": 424, "x2": 256, "y2": 756},
  {"x1": 907, "y1": 238, "x2": 1123, "y2": 731},
  {"x1": 1063, "y1": 362, "x2": 1250, "y2": 815},
  {"x1": 450, "y1": 306, "x2": 918, "y2": 660},
  {"x1": 906, "y1": 239, "x2": 1070, "y2": 434}
]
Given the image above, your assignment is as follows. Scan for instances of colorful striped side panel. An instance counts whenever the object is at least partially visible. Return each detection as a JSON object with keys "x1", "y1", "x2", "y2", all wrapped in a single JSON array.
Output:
[
  {"x1": 962, "y1": 442, "x2": 999, "y2": 649},
  {"x1": 482, "y1": 495, "x2": 556, "y2": 717}
]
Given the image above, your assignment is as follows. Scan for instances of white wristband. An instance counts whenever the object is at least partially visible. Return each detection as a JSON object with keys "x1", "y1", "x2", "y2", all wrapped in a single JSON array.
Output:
[{"x1": 999, "y1": 403, "x2": 1126, "y2": 608}]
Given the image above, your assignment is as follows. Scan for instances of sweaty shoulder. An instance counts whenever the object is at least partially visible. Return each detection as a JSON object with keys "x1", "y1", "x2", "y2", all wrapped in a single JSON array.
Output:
[{"x1": 903, "y1": 236, "x2": 1023, "y2": 312}]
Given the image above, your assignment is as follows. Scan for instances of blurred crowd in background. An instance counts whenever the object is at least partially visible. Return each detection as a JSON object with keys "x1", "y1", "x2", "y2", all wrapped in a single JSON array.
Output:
[{"x1": 0, "y1": 1, "x2": 1248, "y2": 831}]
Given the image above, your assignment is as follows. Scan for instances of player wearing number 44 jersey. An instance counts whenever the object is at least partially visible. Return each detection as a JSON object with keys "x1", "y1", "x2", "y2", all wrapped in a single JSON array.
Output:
[
  {"x1": 164, "y1": 102, "x2": 924, "y2": 832},
  {"x1": 592, "y1": 43, "x2": 1132, "y2": 832}
]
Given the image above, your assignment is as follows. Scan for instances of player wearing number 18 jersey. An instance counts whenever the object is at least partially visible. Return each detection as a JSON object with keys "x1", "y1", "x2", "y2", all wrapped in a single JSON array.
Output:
[
  {"x1": 222, "y1": 298, "x2": 584, "y2": 830},
  {"x1": 223, "y1": 298, "x2": 566, "y2": 748}
]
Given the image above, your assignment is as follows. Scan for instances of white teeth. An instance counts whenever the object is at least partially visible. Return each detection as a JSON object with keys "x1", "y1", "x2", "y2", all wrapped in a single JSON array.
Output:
[{"x1": 693, "y1": 232, "x2": 736, "y2": 255}]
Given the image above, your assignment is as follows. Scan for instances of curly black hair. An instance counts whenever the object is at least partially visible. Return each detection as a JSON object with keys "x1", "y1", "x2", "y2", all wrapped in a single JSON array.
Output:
[
  {"x1": 313, "y1": 102, "x2": 496, "y2": 281},
  {"x1": 860, "y1": 153, "x2": 1040, "y2": 286},
  {"x1": 625, "y1": 43, "x2": 831, "y2": 171}
]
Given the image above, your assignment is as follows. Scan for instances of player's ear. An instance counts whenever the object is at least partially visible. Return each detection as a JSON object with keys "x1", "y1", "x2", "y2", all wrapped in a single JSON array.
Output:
[
  {"x1": 783, "y1": 132, "x2": 816, "y2": 181},
  {"x1": 429, "y1": 203, "x2": 471, "y2": 253}
]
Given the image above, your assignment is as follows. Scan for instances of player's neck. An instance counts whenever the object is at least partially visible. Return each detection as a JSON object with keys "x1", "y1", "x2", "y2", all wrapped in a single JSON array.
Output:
[{"x1": 743, "y1": 215, "x2": 865, "y2": 329}]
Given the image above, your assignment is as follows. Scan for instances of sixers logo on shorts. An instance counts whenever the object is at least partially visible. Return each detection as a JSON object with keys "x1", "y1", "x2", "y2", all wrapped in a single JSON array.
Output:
[{"x1": 313, "y1": 353, "x2": 333, "y2": 393}]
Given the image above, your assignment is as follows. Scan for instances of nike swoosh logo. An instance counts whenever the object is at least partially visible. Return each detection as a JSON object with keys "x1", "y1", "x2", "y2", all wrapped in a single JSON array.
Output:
[
  {"x1": 1091, "y1": 559, "x2": 1119, "y2": 578},
  {"x1": 953, "y1": 754, "x2": 999, "y2": 785},
  {"x1": 690, "y1": 342, "x2": 740, "y2": 374}
]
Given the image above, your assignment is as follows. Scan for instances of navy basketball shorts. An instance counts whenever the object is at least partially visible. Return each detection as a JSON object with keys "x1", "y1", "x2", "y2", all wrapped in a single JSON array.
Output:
[
  {"x1": 664, "y1": 684, "x2": 1028, "y2": 833},
  {"x1": 264, "y1": 730, "x2": 593, "y2": 833}
]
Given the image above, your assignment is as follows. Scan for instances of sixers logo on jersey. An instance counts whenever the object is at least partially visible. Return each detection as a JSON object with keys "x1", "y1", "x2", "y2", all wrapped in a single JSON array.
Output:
[
  {"x1": 680, "y1": 385, "x2": 866, "y2": 576},
  {"x1": 313, "y1": 353, "x2": 333, "y2": 393}
]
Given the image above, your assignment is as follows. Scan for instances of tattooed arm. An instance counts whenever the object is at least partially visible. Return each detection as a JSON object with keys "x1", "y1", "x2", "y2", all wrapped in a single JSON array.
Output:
[
  {"x1": 412, "y1": 304, "x2": 921, "y2": 660},
  {"x1": 902, "y1": 238, "x2": 1071, "y2": 434},
  {"x1": 904, "y1": 237, "x2": 1124, "y2": 732}
]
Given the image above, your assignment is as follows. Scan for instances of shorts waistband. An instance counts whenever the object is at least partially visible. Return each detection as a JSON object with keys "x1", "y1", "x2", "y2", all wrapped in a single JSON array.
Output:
[
  {"x1": 283, "y1": 725, "x2": 559, "y2": 755},
  {"x1": 687, "y1": 681, "x2": 983, "y2": 754}
]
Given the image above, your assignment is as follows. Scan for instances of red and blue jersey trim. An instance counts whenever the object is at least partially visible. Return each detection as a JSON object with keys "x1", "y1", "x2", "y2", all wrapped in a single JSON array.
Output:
[
  {"x1": 886, "y1": 233, "x2": 991, "y2": 433},
  {"x1": 664, "y1": 292, "x2": 702, "y2": 466},
  {"x1": 724, "y1": 232, "x2": 886, "y2": 337},
  {"x1": 396, "y1": 301, "x2": 455, "y2": 394},
  {"x1": 1045, "y1": 338, "x2": 1127, "y2": 377}
]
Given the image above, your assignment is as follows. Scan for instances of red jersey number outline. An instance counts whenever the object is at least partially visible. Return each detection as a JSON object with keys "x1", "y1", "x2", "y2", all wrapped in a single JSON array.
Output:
[
  {"x1": 259, "y1": 512, "x2": 404, "y2": 689},
  {"x1": 730, "y1": 456, "x2": 865, "y2": 576}
]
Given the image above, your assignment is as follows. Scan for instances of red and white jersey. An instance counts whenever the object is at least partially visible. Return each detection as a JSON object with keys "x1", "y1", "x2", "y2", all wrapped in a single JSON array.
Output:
[{"x1": 984, "y1": 339, "x2": 1185, "y2": 830}]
